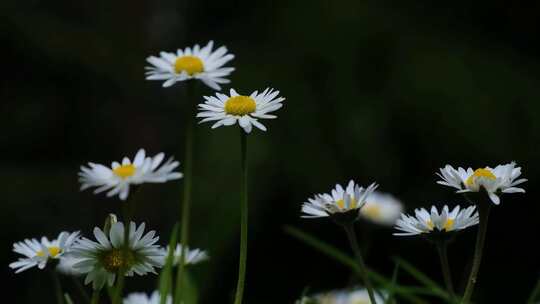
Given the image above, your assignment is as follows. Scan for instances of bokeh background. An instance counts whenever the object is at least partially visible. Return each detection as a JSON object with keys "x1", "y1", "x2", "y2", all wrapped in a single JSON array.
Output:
[{"x1": 2, "y1": 0, "x2": 540, "y2": 302}]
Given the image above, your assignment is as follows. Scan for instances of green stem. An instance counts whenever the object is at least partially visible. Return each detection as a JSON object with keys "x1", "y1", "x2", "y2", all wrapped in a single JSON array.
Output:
[
  {"x1": 50, "y1": 269, "x2": 64, "y2": 304},
  {"x1": 436, "y1": 241, "x2": 455, "y2": 300},
  {"x1": 90, "y1": 290, "x2": 100, "y2": 304},
  {"x1": 233, "y1": 131, "x2": 248, "y2": 304},
  {"x1": 527, "y1": 276, "x2": 540, "y2": 304},
  {"x1": 343, "y1": 224, "x2": 377, "y2": 304},
  {"x1": 175, "y1": 82, "x2": 196, "y2": 303},
  {"x1": 462, "y1": 200, "x2": 491, "y2": 303}
]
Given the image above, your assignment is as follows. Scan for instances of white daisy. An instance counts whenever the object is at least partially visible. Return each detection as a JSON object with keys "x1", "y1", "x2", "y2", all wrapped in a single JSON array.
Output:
[
  {"x1": 124, "y1": 291, "x2": 172, "y2": 304},
  {"x1": 56, "y1": 253, "x2": 84, "y2": 276},
  {"x1": 301, "y1": 181, "x2": 378, "y2": 218},
  {"x1": 79, "y1": 149, "x2": 183, "y2": 201},
  {"x1": 307, "y1": 287, "x2": 386, "y2": 304},
  {"x1": 145, "y1": 41, "x2": 234, "y2": 90},
  {"x1": 394, "y1": 205, "x2": 479, "y2": 236},
  {"x1": 71, "y1": 222, "x2": 163, "y2": 290},
  {"x1": 436, "y1": 162, "x2": 527, "y2": 205},
  {"x1": 160, "y1": 244, "x2": 209, "y2": 266},
  {"x1": 9, "y1": 231, "x2": 80, "y2": 273},
  {"x1": 360, "y1": 191, "x2": 404, "y2": 226},
  {"x1": 197, "y1": 88, "x2": 285, "y2": 133}
]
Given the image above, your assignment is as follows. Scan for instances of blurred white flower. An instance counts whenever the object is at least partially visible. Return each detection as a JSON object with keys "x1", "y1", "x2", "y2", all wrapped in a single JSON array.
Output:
[
  {"x1": 56, "y1": 253, "x2": 84, "y2": 276},
  {"x1": 301, "y1": 180, "x2": 378, "y2": 219},
  {"x1": 124, "y1": 291, "x2": 171, "y2": 304},
  {"x1": 394, "y1": 205, "x2": 479, "y2": 236},
  {"x1": 79, "y1": 149, "x2": 182, "y2": 201},
  {"x1": 306, "y1": 287, "x2": 386, "y2": 304},
  {"x1": 197, "y1": 88, "x2": 285, "y2": 133},
  {"x1": 437, "y1": 162, "x2": 526, "y2": 204},
  {"x1": 159, "y1": 244, "x2": 209, "y2": 266},
  {"x1": 10, "y1": 231, "x2": 80, "y2": 273},
  {"x1": 71, "y1": 222, "x2": 163, "y2": 290},
  {"x1": 145, "y1": 41, "x2": 234, "y2": 90},
  {"x1": 360, "y1": 191, "x2": 403, "y2": 226}
]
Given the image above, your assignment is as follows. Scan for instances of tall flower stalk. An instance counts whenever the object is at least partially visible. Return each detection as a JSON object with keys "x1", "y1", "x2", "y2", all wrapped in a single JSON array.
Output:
[
  {"x1": 342, "y1": 223, "x2": 377, "y2": 304},
  {"x1": 175, "y1": 82, "x2": 197, "y2": 303},
  {"x1": 234, "y1": 131, "x2": 249, "y2": 304},
  {"x1": 462, "y1": 196, "x2": 491, "y2": 303},
  {"x1": 435, "y1": 241, "x2": 455, "y2": 299}
]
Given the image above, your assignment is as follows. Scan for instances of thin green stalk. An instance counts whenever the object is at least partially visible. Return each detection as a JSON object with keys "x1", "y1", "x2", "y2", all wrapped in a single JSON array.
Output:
[
  {"x1": 343, "y1": 223, "x2": 377, "y2": 304},
  {"x1": 436, "y1": 241, "x2": 455, "y2": 300},
  {"x1": 462, "y1": 201, "x2": 491, "y2": 303},
  {"x1": 527, "y1": 277, "x2": 540, "y2": 304},
  {"x1": 90, "y1": 290, "x2": 100, "y2": 304},
  {"x1": 50, "y1": 269, "x2": 64, "y2": 304},
  {"x1": 233, "y1": 131, "x2": 248, "y2": 304},
  {"x1": 175, "y1": 81, "x2": 196, "y2": 304}
]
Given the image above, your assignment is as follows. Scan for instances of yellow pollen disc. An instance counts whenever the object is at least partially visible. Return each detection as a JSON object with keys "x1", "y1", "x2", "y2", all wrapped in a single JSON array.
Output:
[
  {"x1": 443, "y1": 219, "x2": 455, "y2": 231},
  {"x1": 335, "y1": 198, "x2": 357, "y2": 209},
  {"x1": 361, "y1": 204, "x2": 381, "y2": 219},
  {"x1": 174, "y1": 56, "x2": 204, "y2": 75},
  {"x1": 426, "y1": 220, "x2": 434, "y2": 230},
  {"x1": 466, "y1": 168, "x2": 496, "y2": 186},
  {"x1": 113, "y1": 164, "x2": 136, "y2": 179},
  {"x1": 102, "y1": 249, "x2": 135, "y2": 272},
  {"x1": 36, "y1": 246, "x2": 62, "y2": 258},
  {"x1": 224, "y1": 96, "x2": 257, "y2": 116}
]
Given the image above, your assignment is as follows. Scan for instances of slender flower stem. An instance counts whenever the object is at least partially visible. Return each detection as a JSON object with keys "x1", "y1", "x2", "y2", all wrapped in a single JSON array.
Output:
[
  {"x1": 528, "y1": 276, "x2": 540, "y2": 304},
  {"x1": 175, "y1": 81, "x2": 197, "y2": 303},
  {"x1": 436, "y1": 241, "x2": 455, "y2": 299},
  {"x1": 234, "y1": 131, "x2": 249, "y2": 304},
  {"x1": 462, "y1": 200, "x2": 491, "y2": 303},
  {"x1": 71, "y1": 276, "x2": 91, "y2": 304},
  {"x1": 90, "y1": 290, "x2": 100, "y2": 304},
  {"x1": 50, "y1": 269, "x2": 64, "y2": 304},
  {"x1": 343, "y1": 223, "x2": 377, "y2": 304}
]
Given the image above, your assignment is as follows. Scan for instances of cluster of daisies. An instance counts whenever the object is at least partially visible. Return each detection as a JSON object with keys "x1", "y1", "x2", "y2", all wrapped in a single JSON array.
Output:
[{"x1": 10, "y1": 41, "x2": 289, "y2": 304}]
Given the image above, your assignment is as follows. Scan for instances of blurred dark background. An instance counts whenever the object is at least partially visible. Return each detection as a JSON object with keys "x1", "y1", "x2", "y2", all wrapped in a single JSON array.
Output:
[{"x1": 2, "y1": 0, "x2": 540, "y2": 303}]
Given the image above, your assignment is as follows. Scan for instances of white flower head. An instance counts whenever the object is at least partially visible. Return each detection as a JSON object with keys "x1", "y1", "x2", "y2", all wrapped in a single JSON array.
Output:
[
  {"x1": 79, "y1": 149, "x2": 183, "y2": 201},
  {"x1": 71, "y1": 222, "x2": 163, "y2": 290},
  {"x1": 159, "y1": 244, "x2": 209, "y2": 266},
  {"x1": 301, "y1": 181, "x2": 378, "y2": 219},
  {"x1": 9, "y1": 231, "x2": 80, "y2": 273},
  {"x1": 197, "y1": 88, "x2": 285, "y2": 133},
  {"x1": 308, "y1": 287, "x2": 386, "y2": 304},
  {"x1": 124, "y1": 291, "x2": 172, "y2": 304},
  {"x1": 145, "y1": 41, "x2": 234, "y2": 90},
  {"x1": 360, "y1": 191, "x2": 404, "y2": 226},
  {"x1": 394, "y1": 205, "x2": 479, "y2": 236},
  {"x1": 436, "y1": 162, "x2": 527, "y2": 205},
  {"x1": 56, "y1": 252, "x2": 84, "y2": 276}
]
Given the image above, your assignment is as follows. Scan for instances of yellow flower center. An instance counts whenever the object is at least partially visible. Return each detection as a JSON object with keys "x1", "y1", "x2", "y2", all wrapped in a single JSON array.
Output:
[
  {"x1": 224, "y1": 96, "x2": 257, "y2": 116},
  {"x1": 113, "y1": 164, "x2": 136, "y2": 179},
  {"x1": 101, "y1": 249, "x2": 135, "y2": 273},
  {"x1": 466, "y1": 168, "x2": 496, "y2": 186},
  {"x1": 336, "y1": 197, "x2": 358, "y2": 210},
  {"x1": 426, "y1": 219, "x2": 455, "y2": 231},
  {"x1": 36, "y1": 246, "x2": 62, "y2": 258},
  {"x1": 361, "y1": 204, "x2": 381, "y2": 219},
  {"x1": 174, "y1": 56, "x2": 204, "y2": 75}
]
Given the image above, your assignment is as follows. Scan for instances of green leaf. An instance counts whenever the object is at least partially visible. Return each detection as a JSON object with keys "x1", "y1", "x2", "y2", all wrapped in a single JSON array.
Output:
[
  {"x1": 284, "y1": 225, "x2": 443, "y2": 304},
  {"x1": 179, "y1": 270, "x2": 198, "y2": 304},
  {"x1": 158, "y1": 222, "x2": 180, "y2": 304},
  {"x1": 64, "y1": 293, "x2": 74, "y2": 304}
]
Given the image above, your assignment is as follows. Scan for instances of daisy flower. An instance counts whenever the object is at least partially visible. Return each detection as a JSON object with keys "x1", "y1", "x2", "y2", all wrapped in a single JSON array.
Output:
[
  {"x1": 9, "y1": 231, "x2": 80, "y2": 273},
  {"x1": 303, "y1": 287, "x2": 386, "y2": 304},
  {"x1": 394, "y1": 205, "x2": 479, "y2": 236},
  {"x1": 79, "y1": 149, "x2": 183, "y2": 201},
  {"x1": 159, "y1": 244, "x2": 209, "y2": 266},
  {"x1": 56, "y1": 253, "x2": 84, "y2": 276},
  {"x1": 436, "y1": 162, "x2": 527, "y2": 204},
  {"x1": 301, "y1": 180, "x2": 378, "y2": 219},
  {"x1": 360, "y1": 191, "x2": 404, "y2": 226},
  {"x1": 71, "y1": 222, "x2": 163, "y2": 289},
  {"x1": 124, "y1": 291, "x2": 171, "y2": 304},
  {"x1": 145, "y1": 41, "x2": 234, "y2": 89},
  {"x1": 197, "y1": 88, "x2": 285, "y2": 133}
]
